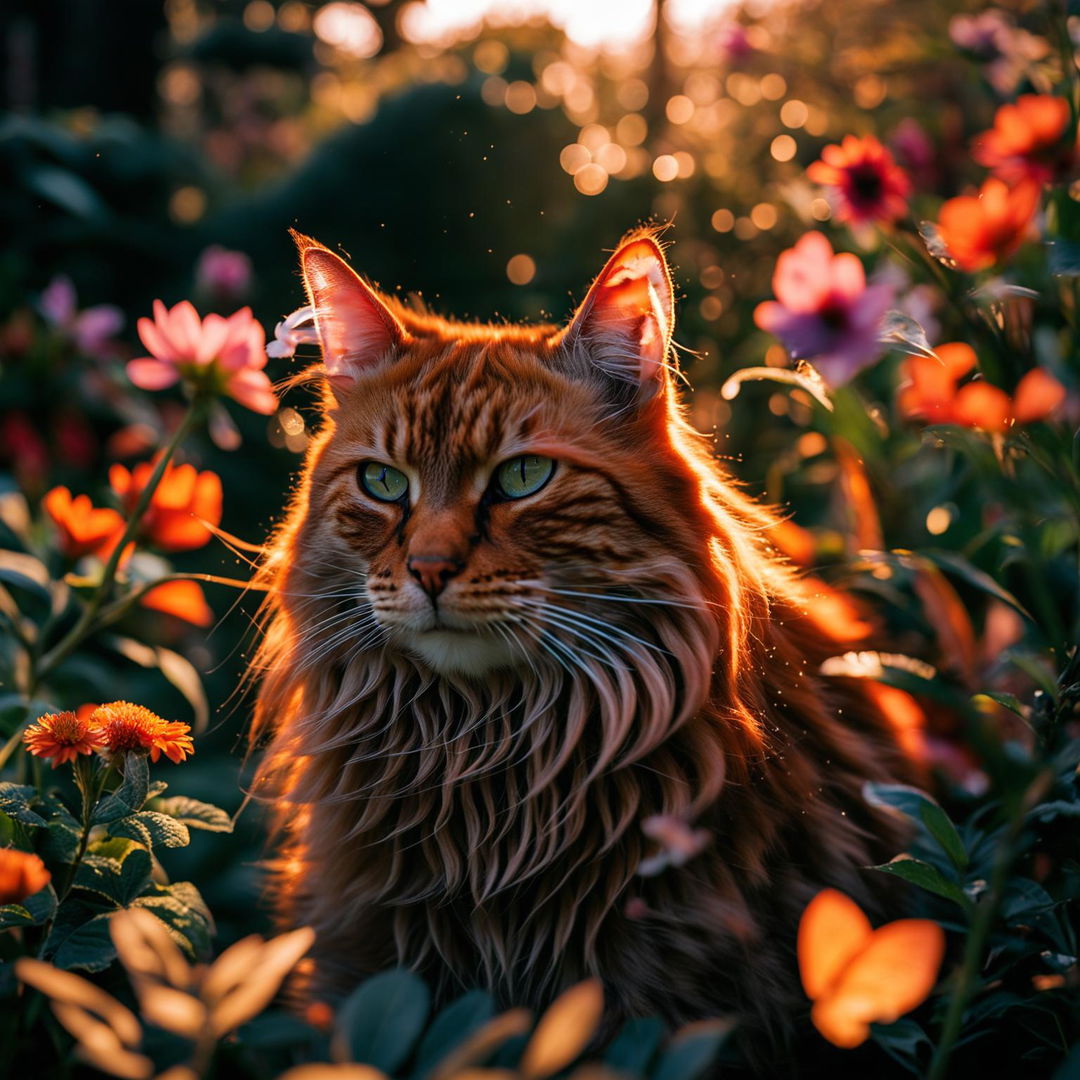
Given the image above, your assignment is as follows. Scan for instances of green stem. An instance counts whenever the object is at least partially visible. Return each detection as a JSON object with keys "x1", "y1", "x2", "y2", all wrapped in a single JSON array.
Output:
[
  {"x1": 30, "y1": 406, "x2": 201, "y2": 695},
  {"x1": 52, "y1": 757, "x2": 100, "y2": 907}
]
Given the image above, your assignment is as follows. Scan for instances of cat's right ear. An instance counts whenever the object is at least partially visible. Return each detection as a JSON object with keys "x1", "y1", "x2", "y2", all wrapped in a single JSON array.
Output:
[{"x1": 292, "y1": 230, "x2": 408, "y2": 394}]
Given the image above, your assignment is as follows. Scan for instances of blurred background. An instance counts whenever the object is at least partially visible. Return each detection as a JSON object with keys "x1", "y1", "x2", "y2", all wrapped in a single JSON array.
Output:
[{"x1": 0, "y1": 0, "x2": 1030, "y2": 941}]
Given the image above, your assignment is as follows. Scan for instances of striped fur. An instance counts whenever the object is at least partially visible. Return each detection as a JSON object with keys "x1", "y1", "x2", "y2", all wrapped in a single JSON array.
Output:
[{"x1": 252, "y1": 231, "x2": 914, "y2": 1057}]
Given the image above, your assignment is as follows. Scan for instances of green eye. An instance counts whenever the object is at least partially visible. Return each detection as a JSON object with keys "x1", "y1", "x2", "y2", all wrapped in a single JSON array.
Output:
[
  {"x1": 494, "y1": 455, "x2": 555, "y2": 500},
  {"x1": 359, "y1": 461, "x2": 409, "y2": 502}
]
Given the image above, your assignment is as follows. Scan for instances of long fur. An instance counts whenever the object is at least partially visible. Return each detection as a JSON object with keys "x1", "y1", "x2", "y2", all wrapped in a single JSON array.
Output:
[{"x1": 252, "y1": 233, "x2": 916, "y2": 1060}]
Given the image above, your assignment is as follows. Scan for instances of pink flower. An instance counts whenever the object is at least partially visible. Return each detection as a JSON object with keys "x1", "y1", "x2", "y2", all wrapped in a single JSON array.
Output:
[
  {"x1": 195, "y1": 245, "x2": 253, "y2": 304},
  {"x1": 39, "y1": 275, "x2": 123, "y2": 358},
  {"x1": 753, "y1": 232, "x2": 894, "y2": 385},
  {"x1": 127, "y1": 301, "x2": 277, "y2": 415}
]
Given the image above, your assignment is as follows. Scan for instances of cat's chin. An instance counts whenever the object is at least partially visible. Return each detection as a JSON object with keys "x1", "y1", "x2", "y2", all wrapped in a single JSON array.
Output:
[{"x1": 403, "y1": 629, "x2": 519, "y2": 677}]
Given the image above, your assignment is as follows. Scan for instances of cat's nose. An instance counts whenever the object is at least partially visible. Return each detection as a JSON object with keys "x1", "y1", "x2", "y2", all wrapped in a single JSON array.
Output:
[{"x1": 407, "y1": 554, "x2": 464, "y2": 598}]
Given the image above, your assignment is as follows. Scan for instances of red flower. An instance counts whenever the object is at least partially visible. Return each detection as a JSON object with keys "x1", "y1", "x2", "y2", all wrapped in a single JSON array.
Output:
[
  {"x1": 0, "y1": 850, "x2": 51, "y2": 905},
  {"x1": 972, "y1": 95, "x2": 1075, "y2": 185},
  {"x1": 141, "y1": 580, "x2": 214, "y2": 627},
  {"x1": 42, "y1": 487, "x2": 126, "y2": 561},
  {"x1": 109, "y1": 460, "x2": 222, "y2": 553},
  {"x1": 23, "y1": 711, "x2": 106, "y2": 767},
  {"x1": 128, "y1": 301, "x2": 276, "y2": 415},
  {"x1": 90, "y1": 702, "x2": 194, "y2": 764},
  {"x1": 899, "y1": 343, "x2": 1065, "y2": 431},
  {"x1": 936, "y1": 178, "x2": 1040, "y2": 272},
  {"x1": 807, "y1": 135, "x2": 912, "y2": 226}
]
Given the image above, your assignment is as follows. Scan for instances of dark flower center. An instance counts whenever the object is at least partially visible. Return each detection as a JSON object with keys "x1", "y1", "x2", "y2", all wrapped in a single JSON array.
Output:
[{"x1": 848, "y1": 163, "x2": 884, "y2": 204}]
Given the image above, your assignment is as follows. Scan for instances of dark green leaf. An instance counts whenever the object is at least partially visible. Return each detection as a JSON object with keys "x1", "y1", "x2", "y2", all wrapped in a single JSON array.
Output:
[
  {"x1": 605, "y1": 1016, "x2": 666, "y2": 1075},
  {"x1": 413, "y1": 989, "x2": 495, "y2": 1080},
  {"x1": 870, "y1": 1017, "x2": 932, "y2": 1074},
  {"x1": 74, "y1": 838, "x2": 152, "y2": 906},
  {"x1": 0, "y1": 904, "x2": 33, "y2": 929},
  {"x1": 868, "y1": 856, "x2": 972, "y2": 913},
  {"x1": 1051, "y1": 1040, "x2": 1080, "y2": 1080},
  {"x1": 149, "y1": 796, "x2": 232, "y2": 833},
  {"x1": 0, "y1": 784, "x2": 47, "y2": 827},
  {"x1": 335, "y1": 969, "x2": 431, "y2": 1072},
  {"x1": 975, "y1": 691, "x2": 1026, "y2": 717},
  {"x1": 23, "y1": 883, "x2": 57, "y2": 925},
  {"x1": 863, "y1": 783, "x2": 968, "y2": 870},
  {"x1": 923, "y1": 550, "x2": 1033, "y2": 622},
  {"x1": 109, "y1": 811, "x2": 191, "y2": 849},
  {"x1": 49, "y1": 912, "x2": 115, "y2": 971},
  {"x1": 132, "y1": 882, "x2": 214, "y2": 961},
  {"x1": 25, "y1": 165, "x2": 109, "y2": 220},
  {"x1": 651, "y1": 1021, "x2": 732, "y2": 1080},
  {"x1": 93, "y1": 753, "x2": 150, "y2": 824}
]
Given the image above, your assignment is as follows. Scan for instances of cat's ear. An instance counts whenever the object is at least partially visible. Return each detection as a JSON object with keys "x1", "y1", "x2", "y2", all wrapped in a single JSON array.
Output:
[
  {"x1": 291, "y1": 230, "x2": 408, "y2": 392},
  {"x1": 562, "y1": 233, "x2": 674, "y2": 395}
]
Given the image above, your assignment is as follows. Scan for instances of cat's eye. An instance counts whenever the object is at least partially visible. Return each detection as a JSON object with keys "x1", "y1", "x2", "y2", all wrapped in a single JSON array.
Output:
[
  {"x1": 493, "y1": 455, "x2": 555, "y2": 500},
  {"x1": 359, "y1": 461, "x2": 409, "y2": 503}
]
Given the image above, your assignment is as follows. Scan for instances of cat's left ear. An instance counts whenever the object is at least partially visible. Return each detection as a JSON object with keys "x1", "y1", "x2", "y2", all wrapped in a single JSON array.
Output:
[{"x1": 562, "y1": 233, "x2": 674, "y2": 395}]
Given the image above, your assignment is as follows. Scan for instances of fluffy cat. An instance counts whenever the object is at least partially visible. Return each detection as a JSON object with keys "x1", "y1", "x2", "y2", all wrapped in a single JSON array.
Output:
[{"x1": 253, "y1": 228, "x2": 916, "y2": 1057}]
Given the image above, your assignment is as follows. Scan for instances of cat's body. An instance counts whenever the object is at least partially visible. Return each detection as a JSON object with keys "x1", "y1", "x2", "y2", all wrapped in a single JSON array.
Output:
[{"x1": 254, "y1": 230, "x2": 916, "y2": 1058}]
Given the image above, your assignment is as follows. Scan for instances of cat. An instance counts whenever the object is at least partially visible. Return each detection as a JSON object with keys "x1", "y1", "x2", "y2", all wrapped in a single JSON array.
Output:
[{"x1": 252, "y1": 227, "x2": 917, "y2": 1059}]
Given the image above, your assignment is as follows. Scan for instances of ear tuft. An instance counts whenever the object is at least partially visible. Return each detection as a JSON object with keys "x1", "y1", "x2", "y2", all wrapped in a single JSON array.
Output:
[
  {"x1": 290, "y1": 231, "x2": 407, "y2": 391},
  {"x1": 564, "y1": 231, "x2": 675, "y2": 393}
]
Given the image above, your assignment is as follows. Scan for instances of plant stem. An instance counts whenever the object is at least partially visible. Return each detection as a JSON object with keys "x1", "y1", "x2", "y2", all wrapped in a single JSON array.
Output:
[
  {"x1": 30, "y1": 405, "x2": 201, "y2": 694},
  {"x1": 52, "y1": 757, "x2": 100, "y2": 907}
]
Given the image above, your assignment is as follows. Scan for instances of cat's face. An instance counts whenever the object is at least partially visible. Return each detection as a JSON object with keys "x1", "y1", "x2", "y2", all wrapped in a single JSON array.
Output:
[{"x1": 289, "y1": 231, "x2": 701, "y2": 676}]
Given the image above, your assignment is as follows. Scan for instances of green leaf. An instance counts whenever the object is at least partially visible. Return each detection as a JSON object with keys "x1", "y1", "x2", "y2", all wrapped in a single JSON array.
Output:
[
  {"x1": 864, "y1": 783, "x2": 968, "y2": 870},
  {"x1": 41, "y1": 817, "x2": 81, "y2": 864},
  {"x1": 22, "y1": 883, "x2": 57, "y2": 925},
  {"x1": 870, "y1": 1017, "x2": 932, "y2": 1075},
  {"x1": 1027, "y1": 799, "x2": 1080, "y2": 823},
  {"x1": 0, "y1": 904, "x2": 34, "y2": 929},
  {"x1": 93, "y1": 753, "x2": 150, "y2": 824},
  {"x1": 605, "y1": 1016, "x2": 666, "y2": 1075},
  {"x1": 109, "y1": 811, "x2": 191, "y2": 849},
  {"x1": 25, "y1": 165, "x2": 109, "y2": 220},
  {"x1": 49, "y1": 912, "x2": 116, "y2": 971},
  {"x1": 335, "y1": 969, "x2": 431, "y2": 1072},
  {"x1": 974, "y1": 691, "x2": 1026, "y2": 717},
  {"x1": 651, "y1": 1021, "x2": 732, "y2": 1080},
  {"x1": 149, "y1": 795, "x2": 232, "y2": 833},
  {"x1": 868, "y1": 856, "x2": 972, "y2": 913},
  {"x1": 74, "y1": 838, "x2": 152, "y2": 906},
  {"x1": 0, "y1": 784, "x2": 47, "y2": 827},
  {"x1": 413, "y1": 989, "x2": 495, "y2": 1080},
  {"x1": 132, "y1": 882, "x2": 214, "y2": 961},
  {"x1": 879, "y1": 310, "x2": 937, "y2": 360},
  {"x1": 922, "y1": 550, "x2": 1034, "y2": 622},
  {"x1": 0, "y1": 551, "x2": 53, "y2": 620}
]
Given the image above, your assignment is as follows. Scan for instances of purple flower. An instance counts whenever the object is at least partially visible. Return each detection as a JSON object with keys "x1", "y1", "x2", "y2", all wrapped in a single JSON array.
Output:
[
  {"x1": 195, "y1": 245, "x2": 253, "y2": 305},
  {"x1": 39, "y1": 276, "x2": 123, "y2": 358},
  {"x1": 753, "y1": 232, "x2": 893, "y2": 385}
]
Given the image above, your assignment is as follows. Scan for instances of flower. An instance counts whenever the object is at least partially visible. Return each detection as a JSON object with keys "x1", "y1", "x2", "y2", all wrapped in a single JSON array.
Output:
[
  {"x1": 39, "y1": 276, "x2": 123, "y2": 358},
  {"x1": 128, "y1": 301, "x2": 277, "y2": 415},
  {"x1": 266, "y1": 305, "x2": 319, "y2": 360},
  {"x1": 807, "y1": 135, "x2": 912, "y2": 226},
  {"x1": 109, "y1": 460, "x2": 222, "y2": 552},
  {"x1": 195, "y1": 245, "x2": 253, "y2": 305},
  {"x1": 42, "y1": 486, "x2": 126, "y2": 561},
  {"x1": 0, "y1": 850, "x2": 51, "y2": 905},
  {"x1": 949, "y1": 12, "x2": 1050, "y2": 96},
  {"x1": 899, "y1": 343, "x2": 1066, "y2": 431},
  {"x1": 23, "y1": 710, "x2": 107, "y2": 768},
  {"x1": 798, "y1": 888, "x2": 944, "y2": 1048},
  {"x1": 141, "y1": 580, "x2": 214, "y2": 627},
  {"x1": 91, "y1": 702, "x2": 194, "y2": 764},
  {"x1": 936, "y1": 178, "x2": 1040, "y2": 272},
  {"x1": 973, "y1": 95, "x2": 1074, "y2": 185},
  {"x1": 753, "y1": 232, "x2": 893, "y2": 384}
]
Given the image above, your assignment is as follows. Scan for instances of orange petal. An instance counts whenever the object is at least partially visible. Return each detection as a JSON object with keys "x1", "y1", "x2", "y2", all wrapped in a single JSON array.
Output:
[
  {"x1": 952, "y1": 381, "x2": 1012, "y2": 432},
  {"x1": 141, "y1": 580, "x2": 213, "y2": 626},
  {"x1": 797, "y1": 889, "x2": 873, "y2": 1001},
  {"x1": 1012, "y1": 368, "x2": 1066, "y2": 424}
]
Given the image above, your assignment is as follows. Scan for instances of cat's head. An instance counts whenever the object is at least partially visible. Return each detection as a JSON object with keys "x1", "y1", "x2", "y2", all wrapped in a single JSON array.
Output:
[{"x1": 280, "y1": 230, "x2": 722, "y2": 679}]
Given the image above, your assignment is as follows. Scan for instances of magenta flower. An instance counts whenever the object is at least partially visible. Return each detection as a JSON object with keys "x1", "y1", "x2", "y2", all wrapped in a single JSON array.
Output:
[
  {"x1": 195, "y1": 245, "x2": 253, "y2": 304},
  {"x1": 753, "y1": 232, "x2": 893, "y2": 385},
  {"x1": 128, "y1": 301, "x2": 277, "y2": 415},
  {"x1": 39, "y1": 275, "x2": 124, "y2": 358}
]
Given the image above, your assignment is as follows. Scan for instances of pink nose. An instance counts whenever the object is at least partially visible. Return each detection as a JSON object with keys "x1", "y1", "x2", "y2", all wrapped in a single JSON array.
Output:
[{"x1": 406, "y1": 555, "x2": 463, "y2": 598}]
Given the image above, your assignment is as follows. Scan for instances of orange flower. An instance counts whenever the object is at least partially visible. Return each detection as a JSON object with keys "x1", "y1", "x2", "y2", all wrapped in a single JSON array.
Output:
[
  {"x1": 23, "y1": 710, "x2": 107, "y2": 768},
  {"x1": 91, "y1": 701, "x2": 194, "y2": 764},
  {"x1": 0, "y1": 850, "x2": 51, "y2": 905},
  {"x1": 109, "y1": 460, "x2": 222, "y2": 552},
  {"x1": 899, "y1": 343, "x2": 1066, "y2": 431},
  {"x1": 42, "y1": 487, "x2": 125, "y2": 561},
  {"x1": 807, "y1": 134, "x2": 912, "y2": 225},
  {"x1": 798, "y1": 888, "x2": 944, "y2": 1048},
  {"x1": 936, "y1": 178, "x2": 1040, "y2": 272},
  {"x1": 141, "y1": 580, "x2": 214, "y2": 627},
  {"x1": 972, "y1": 95, "x2": 1075, "y2": 185}
]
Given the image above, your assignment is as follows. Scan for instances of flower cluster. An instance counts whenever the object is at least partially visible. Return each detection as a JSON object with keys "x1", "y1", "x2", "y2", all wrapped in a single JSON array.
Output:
[{"x1": 23, "y1": 702, "x2": 193, "y2": 767}]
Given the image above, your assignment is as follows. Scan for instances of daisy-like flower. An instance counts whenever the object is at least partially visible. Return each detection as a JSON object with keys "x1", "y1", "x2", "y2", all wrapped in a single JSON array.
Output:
[
  {"x1": 128, "y1": 301, "x2": 277, "y2": 415},
  {"x1": 23, "y1": 710, "x2": 107, "y2": 767},
  {"x1": 42, "y1": 486, "x2": 126, "y2": 561},
  {"x1": 0, "y1": 850, "x2": 51, "y2": 904},
  {"x1": 266, "y1": 305, "x2": 319, "y2": 360},
  {"x1": 109, "y1": 459, "x2": 222, "y2": 552},
  {"x1": 753, "y1": 232, "x2": 894, "y2": 385},
  {"x1": 91, "y1": 702, "x2": 194, "y2": 764},
  {"x1": 807, "y1": 135, "x2": 912, "y2": 226},
  {"x1": 936, "y1": 177, "x2": 1040, "y2": 272},
  {"x1": 973, "y1": 95, "x2": 1075, "y2": 186}
]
